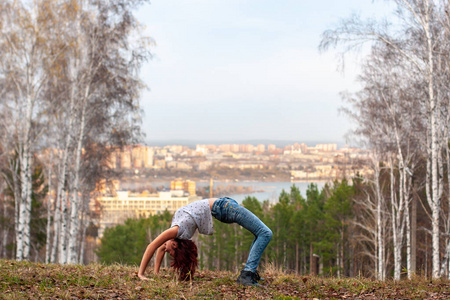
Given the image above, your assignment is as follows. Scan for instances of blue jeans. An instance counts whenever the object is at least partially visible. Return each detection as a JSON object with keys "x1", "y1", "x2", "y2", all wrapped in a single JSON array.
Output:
[{"x1": 211, "y1": 197, "x2": 272, "y2": 272}]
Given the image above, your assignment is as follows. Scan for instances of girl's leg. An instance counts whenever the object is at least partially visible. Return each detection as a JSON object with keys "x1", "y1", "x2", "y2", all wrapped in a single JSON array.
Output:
[
  {"x1": 212, "y1": 198, "x2": 272, "y2": 272},
  {"x1": 236, "y1": 205, "x2": 272, "y2": 272}
]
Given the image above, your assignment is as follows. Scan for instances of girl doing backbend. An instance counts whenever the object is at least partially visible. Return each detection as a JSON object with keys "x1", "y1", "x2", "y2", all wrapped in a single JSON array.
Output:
[{"x1": 138, "y1": 197, "x2": 272, "y2": 286}]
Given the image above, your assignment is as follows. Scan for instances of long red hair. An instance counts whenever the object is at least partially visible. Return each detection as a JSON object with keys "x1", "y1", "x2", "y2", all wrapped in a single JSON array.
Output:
[{"x1": 170, "y1": 238, "x2": 198, "y2": 281}]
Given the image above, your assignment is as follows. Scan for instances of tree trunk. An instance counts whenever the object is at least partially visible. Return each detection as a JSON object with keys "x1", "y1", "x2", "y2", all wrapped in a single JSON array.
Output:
[
  {"x1": 234, "y1": 225, "x2": 238, "y2": 271},
  {"x1": 276, "y1": 228, "x2": 279, "y2": 268},
  {"x1": 23, "y1": 159, "x2": 33, "y2": 260},
  {"x1": 55, "y1": 83, "x2": 77, "y2": 264},
  {"x1": 11, "y1": 160, "x2": 20, "y2": 259},
  {"x1": 373, "y1": 153, "x2": 385, "y2": 280},
  {"x1": 337, "y1": 243, "x2": 341, "y2": 278},
  {"x1": 45, "y1": 163, "x2": 52, "y2": 263},
  {"x1": 1, "y1": 181, "x2": 9, "y2": 258},
  {"x1": 341, "y1": 221, "x2": 345, "y2": 276},
  {"x1": 50, "y1": 169, "x2": 61, "y2": 263},
  {"x1": 79, "y1": 197, "x2": 88, "y2": 265},
  {"x1": 423, "y1": 1, "x2": 440, "y2": 278},
  {"x1": 443, "y1": 123, "x2": 450, "y2": 278},
  {"x1": 16, "y1": 90, "x2": 34, "y2": 261},
  {"x1": 217, "y1": 235, "x2": 220, "y2": 270},
  {"x1": 390, "y1": 156, "x2": 401, "y2": 280},
  {"x1": 59, "y1": 191, "x2": 69, "y2": 264},
  {"x1": 68, "y1": 91, "x2": 88, "y2": 264},
  {"x1": 411, "y1": 191, "x2": 417, "y2": 275},
  {"x1": 402, "y1": 167, "x2": 412, "y2": 279},
  {"x1": 405, "y1": 195, "x2": 411, "y2": 278}
]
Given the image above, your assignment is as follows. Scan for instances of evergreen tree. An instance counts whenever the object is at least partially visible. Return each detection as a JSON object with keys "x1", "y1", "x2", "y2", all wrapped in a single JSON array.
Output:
[
  {"x1": 96, "y1": 212, "x2": 172, "y2": 266},
  {"x1": 289, "y1": 185, "x2": 307, "y2": 274},
  {"x1": 304, "y1": 183, "x2": 325, "y2": 274},
  {"x1": 97, "y1": 218, "x2": 148, "y2": 265},
  {"x1": 320, "y1": 179, "x2": 354, "y2": 276}
]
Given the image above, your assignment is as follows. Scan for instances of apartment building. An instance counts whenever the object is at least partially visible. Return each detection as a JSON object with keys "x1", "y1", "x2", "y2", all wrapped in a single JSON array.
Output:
[
  {"x1": 170, "y1": 179, "x2": 196, "y2": 196},
  {"x1": 93, "y1": 190, "x2": 201, "y2": 238}
]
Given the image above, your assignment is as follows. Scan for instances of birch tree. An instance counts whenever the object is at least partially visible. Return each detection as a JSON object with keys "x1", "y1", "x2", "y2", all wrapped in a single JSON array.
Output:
[
  {"x1": 320, "y1": 0, "x2": 446, "y2": 278},
  {"x1": 351, "y1": 150, "x2": 389, "y2": 280},
  {"x1": 1, "y1": 0, "x2": 149, "y2": 263},
  {"x1": 0, "y1": 0, "x2": 66, "y2": 261},
  {"x1": 433, "y1": 0, "x2": 450, "y2": 279},
  {"x1": 47, "y1": 0, "x2": 150, "y2": 264}
]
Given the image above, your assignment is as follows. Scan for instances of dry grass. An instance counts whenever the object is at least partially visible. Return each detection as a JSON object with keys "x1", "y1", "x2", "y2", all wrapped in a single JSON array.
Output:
[{"x1": 1, "y1": 259, "x2": 450, "y2": 299}]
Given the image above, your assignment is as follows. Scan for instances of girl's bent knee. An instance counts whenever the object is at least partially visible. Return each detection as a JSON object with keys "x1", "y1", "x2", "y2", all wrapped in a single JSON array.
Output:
[{"x1": 265, "y1": 228, "x2": 273, "y2": 240}]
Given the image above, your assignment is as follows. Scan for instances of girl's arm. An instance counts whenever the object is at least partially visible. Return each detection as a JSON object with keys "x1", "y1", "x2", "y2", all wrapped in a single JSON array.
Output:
[
  {"x1": 138, "y1": 226, "x2": 178, "y2": 280},
  {"x1": 154, "y1": 244, "x2": 166, "y2": 274}
]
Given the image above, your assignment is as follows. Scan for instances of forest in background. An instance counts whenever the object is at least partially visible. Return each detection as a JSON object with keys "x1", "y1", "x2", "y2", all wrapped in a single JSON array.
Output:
[{"x1": 97, "y1": 179, "x2": 431, "y2": 280}]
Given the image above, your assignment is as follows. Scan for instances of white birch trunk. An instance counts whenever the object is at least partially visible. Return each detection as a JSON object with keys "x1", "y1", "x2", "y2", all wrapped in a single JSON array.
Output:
[
  {"x1": 405, "y1": 171, "x2": 412, "y2": 279},
  {"x1": 15, "y1": 155, "x2": 27, "y2": 262},
  {"x1": 447, "y1": 244, "x2": 450, "y2": 279},
  {"x1": 397, "y1": 155, "x2": 412, "y2": 279},
  {"x1": 59, "y1": 191, "x2": 69, "y2": 264},
  {"x1": 391, "y1": 0, "x2": 441, "y2": 278},
  {"x1": 23, "y1": 158, "x2": 33, "y2": 260},
  {"x1": 390, "y1": 156, "x2": 403, "y2": 280},
  {"x1": 390, "y1": 162, "x2": 399, "y2": 280},
  {"x1": 68, "y1": 92, "x2": 88, "y2": 264},
  {"x1": 79, "y1": 197, "x2": 88, "y2": 264},
  {"x1": 443, "y1": 118, "x2": 450, "y2": 278},
  {"x1": 441, "y1": 242, "x2": 450, "y2": 278},
  {"x1": 50, "y1": 166, "x2": 61, "y2": 263},
  {"x1": 371, "y1": 152, "x2": 385, "y2": 280},
  {"x1": 1, "y1": 181, "x2": 8, "y2": 258},
  {"x1": 390, "y1": 106, "x2": 413, "y2": 279},
  {"x1": 340, "y1": 220, "x2": 345, "y2": 276},
  {"x1": 373, "y1": 154, "x2": 385, "y2": 280},
  {"x1": 11, "y1": 161, "x2": 20, "y2": 257},
  {"x1": 66, "y1": 0, "x2": 85, "y2": 265},
  {"x1": 45, "y1": 162, "x2": 52, "y2": 263},
  {"x1": 447, "y1": 140, "x2": 450, "y2": 278},
  {"x1": 1, "y1": 224, "x2": 7, "y2": 259},
  {"x1": 16, "y1": 90, "x2": 34, "y2": 261},
  {"x1": 424, "y1": 0, "x2": 440, "y2": 279},
  {"x1": 55, "y1": 78, "x2": 77, "y2": 264},
  {"x1": 429, "y1": 54, "x2": 441, "y2": 280}
]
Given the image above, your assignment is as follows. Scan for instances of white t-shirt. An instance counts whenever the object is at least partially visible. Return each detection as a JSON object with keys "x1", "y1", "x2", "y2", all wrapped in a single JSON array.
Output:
[{"x1": 171, "y1": 199, "x2": 214, "y2": 240}]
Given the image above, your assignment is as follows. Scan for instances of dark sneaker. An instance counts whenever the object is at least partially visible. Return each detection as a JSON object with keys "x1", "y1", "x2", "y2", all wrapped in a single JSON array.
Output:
[
  {"x1": 253, "y1": 270, "x2": 264, "y2": 282},
  {"x1": 253, "y1": 271, "x2": 264, "y2": 282},
  {"x1": 236, "y1": 270, "x2": 261, "y2": 286}
]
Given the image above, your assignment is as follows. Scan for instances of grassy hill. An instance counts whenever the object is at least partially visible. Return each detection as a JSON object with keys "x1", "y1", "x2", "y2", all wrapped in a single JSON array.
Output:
[{"x1": 1, "y1": 259, "x2": 450, "y2": 299}]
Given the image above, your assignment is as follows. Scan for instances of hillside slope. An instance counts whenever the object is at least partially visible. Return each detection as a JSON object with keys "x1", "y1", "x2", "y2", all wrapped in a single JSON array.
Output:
[{"x1": 1, "y1": 260, "x2": 449, "y2": 299}]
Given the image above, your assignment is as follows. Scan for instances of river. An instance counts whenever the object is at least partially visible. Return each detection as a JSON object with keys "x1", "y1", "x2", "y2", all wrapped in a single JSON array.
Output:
[
  {"x1": 202, "y1": 181, "x2": 326, "y2": 203},
  {"x1": 146, "y1": 180, "x2": 327, "y2": 203}
]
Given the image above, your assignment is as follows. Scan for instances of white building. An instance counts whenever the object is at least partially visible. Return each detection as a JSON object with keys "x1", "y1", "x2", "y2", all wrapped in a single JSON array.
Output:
[{"x1": 92, "y1": 190, "x2": 201, "y2": 238}]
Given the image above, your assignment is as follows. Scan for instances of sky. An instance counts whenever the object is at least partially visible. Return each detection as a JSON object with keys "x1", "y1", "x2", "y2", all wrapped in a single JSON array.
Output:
[{"x1": 134, "y1": 0, "x2": 396, "y2": 145}]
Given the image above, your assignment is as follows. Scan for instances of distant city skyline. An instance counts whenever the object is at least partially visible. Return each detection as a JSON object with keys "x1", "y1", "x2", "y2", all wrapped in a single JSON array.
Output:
[
  {"x1": 144, "y1": 139, "x2": 347, "y2": 149},
  {"x1": 135, "y1": 0, "x2": 396, "y2": 144}
]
